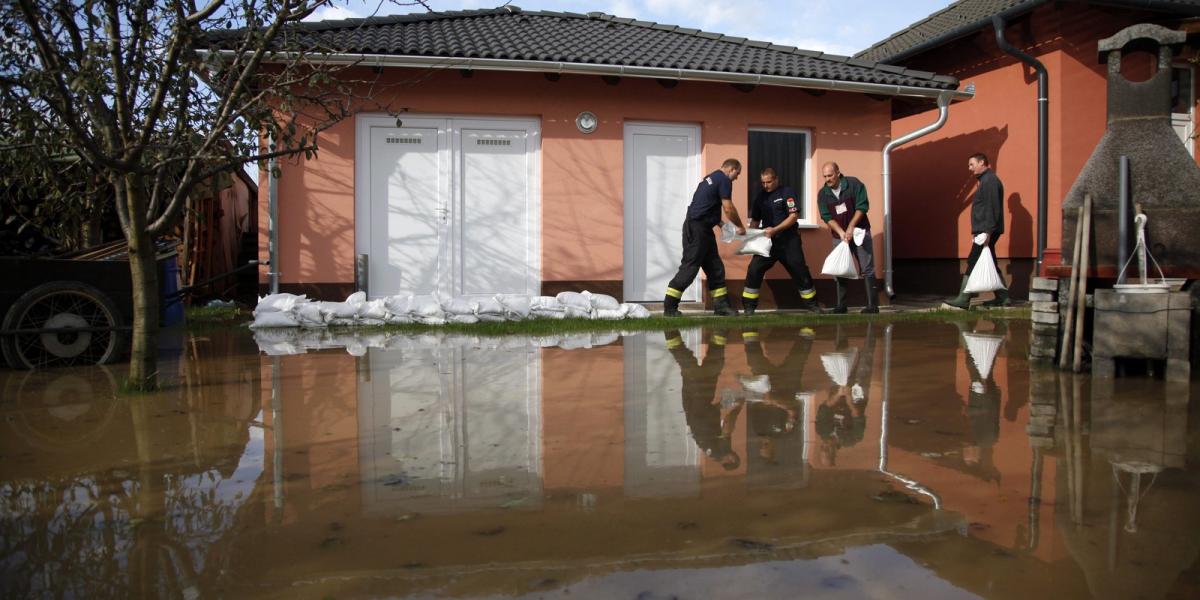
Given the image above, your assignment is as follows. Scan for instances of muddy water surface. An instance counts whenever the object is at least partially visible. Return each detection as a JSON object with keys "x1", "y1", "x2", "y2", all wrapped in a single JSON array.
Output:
[{"x1": 1, "y1": 319, "x2": 1198, "y2": 599}]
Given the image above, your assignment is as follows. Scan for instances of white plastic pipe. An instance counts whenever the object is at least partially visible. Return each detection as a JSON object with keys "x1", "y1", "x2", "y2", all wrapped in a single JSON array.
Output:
[{"x1": 881, "y1": 91, "x2": 959, "y2": 297}]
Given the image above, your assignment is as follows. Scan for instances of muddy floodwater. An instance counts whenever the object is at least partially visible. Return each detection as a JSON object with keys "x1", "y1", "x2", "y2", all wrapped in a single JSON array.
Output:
[{"x1": 2, "y1": 318, "x2": 1198, "y2": 599}]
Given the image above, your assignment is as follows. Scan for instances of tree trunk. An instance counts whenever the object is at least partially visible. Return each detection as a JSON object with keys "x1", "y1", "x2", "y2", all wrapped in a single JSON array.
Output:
[{"x1": 126, "y1": 181, "x2": 160, "y2": 390}]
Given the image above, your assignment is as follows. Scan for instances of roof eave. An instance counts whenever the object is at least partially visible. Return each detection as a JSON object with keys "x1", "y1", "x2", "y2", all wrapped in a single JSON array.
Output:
[{"x1": 209, "y1": 50, "x2": 970, "y2": 101}]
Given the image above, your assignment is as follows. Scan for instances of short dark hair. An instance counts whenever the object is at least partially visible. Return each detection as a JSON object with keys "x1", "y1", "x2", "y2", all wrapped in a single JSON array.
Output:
[
  {"x1": 760, "y1": 167, "x2": 777, "y2": 178},
  {"x1": 969, "y1": 152, "x2": 989, "y2": 166},
  {"x1": 721, "y1": 158, "x2": 742, "y2": 171}
]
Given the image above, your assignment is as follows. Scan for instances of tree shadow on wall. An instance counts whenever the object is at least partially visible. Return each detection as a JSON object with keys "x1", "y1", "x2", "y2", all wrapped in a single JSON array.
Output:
[{"x1": 890, "y1": 126, "x2": 1009, "y2": 258}]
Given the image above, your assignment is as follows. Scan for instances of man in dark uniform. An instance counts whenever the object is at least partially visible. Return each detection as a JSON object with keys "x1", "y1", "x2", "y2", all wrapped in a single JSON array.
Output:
[
  {"x1": 945, "y1": 153, "x2": 1009, "y2": 309},
  {"x1": 665, "y1": 329, "x2": 742, "y2": 470},
  {"x1": 664, "y1": 159, "x2": 748, "y2": 317},
  {"x1": 818, "y1": 162, "x2": 878, "y2": 314},
  {"x1": 740, "y1": 168, "x2": 821, "y2": 315}
]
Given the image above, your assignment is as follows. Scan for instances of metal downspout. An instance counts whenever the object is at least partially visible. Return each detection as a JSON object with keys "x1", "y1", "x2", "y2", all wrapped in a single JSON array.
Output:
[
  {"x1": 882, "y1": 91, "x2": 956, "y2": 297},
  {"x1": 993, "y1": 15, "x2": 1049, "y2": 274},
  {"x1": 268, "y1": 136, "x2": 280, "y2": 294}
]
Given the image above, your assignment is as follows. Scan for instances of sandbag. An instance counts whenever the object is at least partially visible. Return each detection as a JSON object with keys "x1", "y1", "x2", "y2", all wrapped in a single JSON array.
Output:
[
  {"x1": 563, "y1": 305, "x2": 592, "y2": 319},
  {"x1": 963, "y1": 246, "x2": 1006, "y2": 294},
  {"x1": 294, "y1": 303, "x2": 327, "y2": 327},
  {"x1": 250, "y1": 311, "x2": 301, "y2": 329},
  {"x1": 442, "y1": 297, "x2": 478, "y2": 316},
  {"x1": 735, "y1": 229, "x2": 772, "y2": 258},
  {"x1": 384, "y1": 294, "x2": 413, "y2": 316},
  {"x1": 821, "y1": 241, "x2": 859, "y2": 279},
  {"x1": 820, "y1": 348, "x2": 859, "y2": 387},
  {"x1": 496, "y1": 295, "x2": 532, "y2": 320},
  {"x1": 593, "y1": 306, "x2": 628, "y2": 320},
  {"x1": 587, "y1": 292, "x2": 621, "y2": 311},
  {"x1": 555, "y1": 291, "x2": 593, "y2": 312},
  {"x1": 410, "y1": 295, "x2": 445, "y2": 319},
  {"x1": 255, "y1": 293, "x2": 305, "y2": 314},
  {"x1": 622, "y1": 303, "x2": 652, "y2": 319},
  {"x1": 358, "y1": 299, "x2": 388, "y2": 321}
]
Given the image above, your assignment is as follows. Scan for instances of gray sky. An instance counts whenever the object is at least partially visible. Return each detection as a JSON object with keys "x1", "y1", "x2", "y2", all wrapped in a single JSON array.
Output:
[{"x1": 312, "y1": 0, "x2": 953, "y2": 57}]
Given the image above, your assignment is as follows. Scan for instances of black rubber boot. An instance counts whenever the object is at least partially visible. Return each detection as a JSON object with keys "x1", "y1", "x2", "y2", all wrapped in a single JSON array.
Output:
[
  {"x1": 982, "y1": 287, "x2": 1011, "y2": 307},
  {"x1": 742, "y1": 298, "x2": 758, "y2": 316},
  {"x1": 799, "y1": 296, "x2": 822, "y2": 314},
  {"x1": 942, "y1": 275, "x2": 973, "y2": 310},
  {"x1": 713, "y1": 295, "x2": 738, "y2": 317},
  {"x1": 861, "y1": 277, "x2": 879, "y2": 314},
  {"x1": 832, "y1": 278, "x2": 848, "y2": 314},
  {"x1": 663, "y1": 295, "x2": 682, "y2": 317}
]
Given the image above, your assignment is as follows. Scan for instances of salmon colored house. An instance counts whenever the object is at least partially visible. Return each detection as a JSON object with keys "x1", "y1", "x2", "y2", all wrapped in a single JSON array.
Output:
[
  {"x1": 856, "y1": 0, "x2": 1200, "y2": 298},
  {"x1": 243, "y1": 7, "x2": 972, "y2": 309}
]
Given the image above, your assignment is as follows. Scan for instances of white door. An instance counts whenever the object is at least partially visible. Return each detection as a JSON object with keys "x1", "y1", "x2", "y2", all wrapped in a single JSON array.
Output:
[
  {"x1": 357, "y1": 116, "x2": 540, "y2": 299},
  {"x1": 456, "y1": 125, "x2": 534, "y2": 297},
  {"x1": 366, "y1": 120, "x2": 449, "y2": 297},
  {"x1": 624, "y1": 123, "x2": 702, "y2": 302}
]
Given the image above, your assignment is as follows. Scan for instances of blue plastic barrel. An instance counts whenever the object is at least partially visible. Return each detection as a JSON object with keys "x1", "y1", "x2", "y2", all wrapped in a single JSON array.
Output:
[{"x1": 161, "y1": 254, "x2": 185, "y2": 327}]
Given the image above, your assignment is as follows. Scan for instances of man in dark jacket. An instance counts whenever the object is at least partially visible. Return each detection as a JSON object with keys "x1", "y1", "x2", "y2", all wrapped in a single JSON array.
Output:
[
  {"x1": 740, "y1": 168, "x2": 821, "y2": 315},
  {"x1": 945, "y1": 153, "x2": 1009, "y2": 309},
  {"x1": 664, "y1": 158, "x2": 747, "y2": 317},
  {"x1": 818, "y1": 162, "x2": 878, "y2": 313}
]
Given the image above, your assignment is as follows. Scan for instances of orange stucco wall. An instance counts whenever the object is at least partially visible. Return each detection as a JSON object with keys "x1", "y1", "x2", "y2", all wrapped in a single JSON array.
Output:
[
  {"x1": 259, "y1": 67, "x2": 894, "y2": 290},
  {"x1": 888, "y1": 4, "x2": 1199, "y2": 263}
]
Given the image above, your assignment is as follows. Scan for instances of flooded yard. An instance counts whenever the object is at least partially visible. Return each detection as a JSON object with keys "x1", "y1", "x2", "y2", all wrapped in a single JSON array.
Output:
[{"x1": 1, "y1": 318, "x2": 1198, "y2": 599}]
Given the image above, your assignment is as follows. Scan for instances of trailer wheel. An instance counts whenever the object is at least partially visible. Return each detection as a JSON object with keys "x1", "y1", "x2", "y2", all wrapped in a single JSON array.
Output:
[{"x1": 1, "y1": 281, "x2": 126, "y2": 369}]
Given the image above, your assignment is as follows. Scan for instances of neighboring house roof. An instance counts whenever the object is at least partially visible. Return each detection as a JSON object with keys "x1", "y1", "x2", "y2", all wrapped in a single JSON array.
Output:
[
  {"x1": 856, "y1": 0, "x2": 1200, "y2": 64},
  {"x1": 205, "y1": 6, "x2": 964, "y2": 97}
]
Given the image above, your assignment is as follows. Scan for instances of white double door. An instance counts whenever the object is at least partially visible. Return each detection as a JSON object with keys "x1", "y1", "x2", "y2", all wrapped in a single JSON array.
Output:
[
  {"x1": 356, "y1": 115, "x2": 540, "y2": 299},
  {"x1": 624, "y1": 123, "x2": 702, "y2": 302}
]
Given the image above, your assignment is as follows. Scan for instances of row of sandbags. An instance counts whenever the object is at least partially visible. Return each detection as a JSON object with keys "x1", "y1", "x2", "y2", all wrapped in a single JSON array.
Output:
[
  {"x1": 251, "y1": 290, "x2": 653, "y2": 329},
  {"x1": 253, "y1": 327, "x2": 624, "y2": 356}
]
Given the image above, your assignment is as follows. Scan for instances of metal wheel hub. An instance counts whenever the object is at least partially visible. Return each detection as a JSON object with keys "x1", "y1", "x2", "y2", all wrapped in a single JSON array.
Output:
[{"x1": 40, "y1": 313, "x2": 92, "y2": 358}]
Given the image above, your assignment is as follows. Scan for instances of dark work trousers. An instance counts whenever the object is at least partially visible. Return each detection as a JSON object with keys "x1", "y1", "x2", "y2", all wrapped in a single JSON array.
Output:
[
  {"x1": 965, "y1": 233, "x2": 1002, "y2": 276},
  {"x1": 668, "y1": 219, "x2": 726, "y2": 294},
  {"x1": 744, "y1": 233, "x2": 815, "y2": 294}
]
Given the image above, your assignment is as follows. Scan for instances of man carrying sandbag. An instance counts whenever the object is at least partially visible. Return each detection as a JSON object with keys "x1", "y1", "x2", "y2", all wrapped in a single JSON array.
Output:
[
  {"x1": 818, "y1": 162, "x2": 878, "y2": 313},
  {"x1": 664, "y1": 159, "x2": 748, "y2": 317},
  {"x1": 740, "y1": 168, "x2": 821, "y2": 315},
  {"x1": 944, "y1": 153, "x2": 1010, "y2": 310}
]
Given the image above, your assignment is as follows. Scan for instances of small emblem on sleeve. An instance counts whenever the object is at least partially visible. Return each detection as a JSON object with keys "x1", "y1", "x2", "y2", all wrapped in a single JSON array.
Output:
[{"x1": 786, "y1": 198, "x2": 796, "y2": 209}]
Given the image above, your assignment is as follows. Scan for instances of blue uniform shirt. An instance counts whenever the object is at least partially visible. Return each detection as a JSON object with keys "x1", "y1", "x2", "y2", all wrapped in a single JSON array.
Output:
[
  {"x1": 686, "y1": 169, "x2": 733, "y2": 227},
  {"x1": 750, "y1": 185, "x2": 799, "y2": 231}
]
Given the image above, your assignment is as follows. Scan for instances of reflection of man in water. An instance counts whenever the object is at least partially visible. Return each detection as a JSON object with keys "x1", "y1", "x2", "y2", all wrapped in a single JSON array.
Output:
[
  {"x1": 665, "y1": 329, "x2": 742, "y2": 470},
  {"x1": 959, "y1": 321, "x2": 1004, "y2": 483},
  {"x1": 816, "y1": 324, "x2": 876, "y2": 466},
  {"x1": 742, "y1": 328, "x2": 813, "y2": 466}
]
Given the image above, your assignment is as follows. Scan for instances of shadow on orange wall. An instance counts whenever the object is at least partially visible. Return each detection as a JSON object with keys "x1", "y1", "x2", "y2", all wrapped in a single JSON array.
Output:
[{"x1": 891, "y1": 127, "x2": 1009, "y2": 258}]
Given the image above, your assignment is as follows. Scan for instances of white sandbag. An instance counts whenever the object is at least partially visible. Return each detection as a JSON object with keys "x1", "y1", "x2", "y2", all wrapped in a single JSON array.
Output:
[
  {"x1": 476, "y1": 297, "x2": 505, "y2": 316},
  {"x1": 250, "y1": 311, "x2": 301, "y2": 329},
  {"x1": 736, "y1": 234, "x2": 772, "y2": 258},
  {"x1": 410, "y1": 295, "x2": 445, "y2": 319},
  {"x1": 359, "y1": 299, "x2": 389, "y2": 320},
  {"x1": 293, "y1": 303, "x2": 327, "y2": 327},
  {"x1": 328, "y1": 317, "x2": 358, "y2": 327},
  {"x1": 564, "y1": 306, "x2": 593, "y2": 319},
  {"x1": 321, "y1": 293, "x2": 364, "y2": 320},
  {"x1": 820, "y1": 348, "x2": 859, "y2": 387},
  {"x1": 384, "y1": 294, "x2": 413, "y2": 316},
  {"x1": 962, "y1": 332, "x2": 1004, "y2": 380},
  {"x1": 587, "y1": 292, "x2": 621, "y2": 311},
  {"x1": 476, "y1": 314, "x2": 507, "y2": 322},
  {"x1": 594, "y1": 306, "x2": 628, "y2": 320},
  {"x1": 386, "y1": 313, "x2": 413, "y2": 324},
  {"x1": 556, "y1": 291, "x2": 593, "y2": 311},
  {"x1": 496, "y1": 295, "x2": 532, "y2": 320},
  {"x1": 622, "y1": 303, "x2": 652, "y2": 319},
  {"x1": 255, "y1": 293, "x2": 305, "y2": 314},
  {"x1": 253, "y1": 330, "x2": 307, "y2": 355},
  {"x1": 821, "y1": 241, "x2": 860, "y2": 279},
  {"x1": 963, "y1": 246, "x2": 1006, "y2": 294},
  {"x1": 447, "y1": 314, "x2": 479, "y2": 324},
  {"x1": 417, "y1": 315, "x2": 447, "y2": 326},
  {"x1": 442, "y1": 297, "x2": 478, "y2": 316},
  {"x1": 591, "y1": 332, "x2": 620, "y2": 347},
  {"x1": 557, "y1": 334, "x2": 593, "y2": 350},
  {"x1": 358, "y1": 318, "x2": 386, "y2": 326},
  {"x1": 532, "y1": 310, "x2": 566, "y2": 320}
]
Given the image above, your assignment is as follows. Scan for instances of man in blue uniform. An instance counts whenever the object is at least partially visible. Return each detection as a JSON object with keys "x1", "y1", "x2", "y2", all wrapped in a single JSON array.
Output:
[
  {"x1": 664, "y1": 158, "x2": 748, "y2": 317},
  {"x1": 740, "y1": 168, "x2": 821, "y2": 315},
  {"x1": 945, "y1": 153, "x2": 1009, "y2": 309},
  {"x1": 818, "y1": 162, "x2": 878, "y2": 314}
]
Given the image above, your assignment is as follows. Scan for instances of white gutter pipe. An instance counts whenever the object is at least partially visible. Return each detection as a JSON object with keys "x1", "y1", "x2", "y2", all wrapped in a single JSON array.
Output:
[
  {"x1": 211, "y1": 50, "x2": 973, "y2": 101},
  {"x1": 882, "y1": 90, "x2": 961, "y2": 298}
]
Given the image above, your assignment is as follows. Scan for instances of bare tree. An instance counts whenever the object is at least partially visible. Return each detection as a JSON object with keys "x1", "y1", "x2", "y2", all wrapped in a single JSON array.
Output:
[{"x1": 1, "y1": 0, "x2": 408, "y2": 388}]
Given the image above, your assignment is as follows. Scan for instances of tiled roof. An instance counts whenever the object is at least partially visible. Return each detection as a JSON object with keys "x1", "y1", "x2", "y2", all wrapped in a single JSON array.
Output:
[
  {"x1": 856, "y1": 0, "x2": 1200, "y2": 64},
  {"x1": 206, "y1": 6, "x2": 959, "y2": 91}
]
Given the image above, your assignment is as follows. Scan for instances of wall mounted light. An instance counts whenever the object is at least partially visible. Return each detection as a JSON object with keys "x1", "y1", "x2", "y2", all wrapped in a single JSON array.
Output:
[{"x1": 575, "y1": 111, "x2": 598, "y2": 134}]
